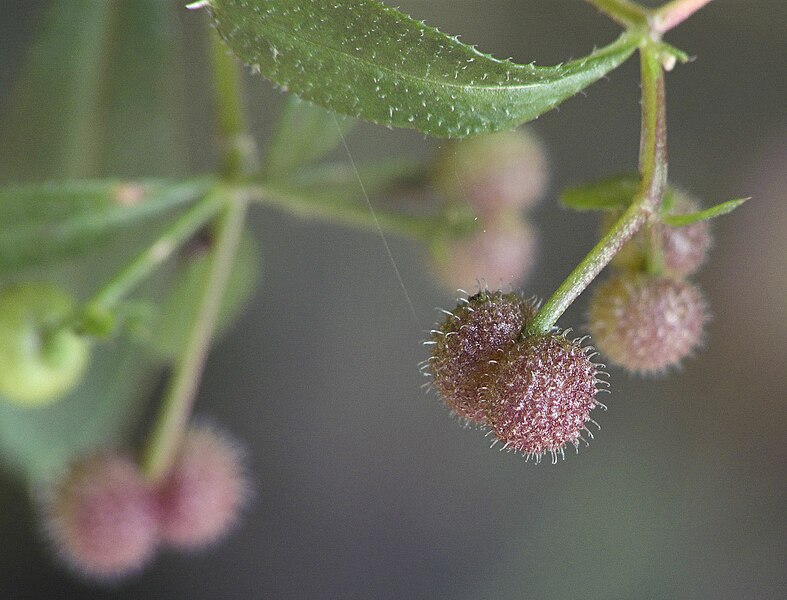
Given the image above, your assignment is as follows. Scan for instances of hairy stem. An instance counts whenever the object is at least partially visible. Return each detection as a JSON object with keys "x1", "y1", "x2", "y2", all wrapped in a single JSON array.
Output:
[
  {"x1": 86, "y1": 191, "x2": 223, "y2": 311},
  {"x1": 141, "y1": 195, "x2": 249, "y2": 481},
  {"x1": 527, "y1": 45, "x2": 667, "y2": 335},
  {"x1": 583, "y1": 0, "x2": 649, "y2": 28},
  {"x1": 142, "y1": 22, "x2": 252, "y2": 481},
  {"x1": 209, "y1": 26, "x2": 255, "y2": 179},
  {"x1": 249, "y1": 183, "x2": 445, "y2": 240},
  {"x1": 653, "y1": 0, "x2": 714, "y2": 33}
]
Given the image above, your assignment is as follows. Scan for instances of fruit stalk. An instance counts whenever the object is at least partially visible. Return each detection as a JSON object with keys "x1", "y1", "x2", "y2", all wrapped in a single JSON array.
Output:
[
  {"x1": 527, "y1": 44, "x2": 668, "y2": 335},
  {"x1": 142, "y1": 24, "x2": 252, "y2": 482},
  {"x1": 141, "y1": 194, "x2": 248, "y2": 481}
]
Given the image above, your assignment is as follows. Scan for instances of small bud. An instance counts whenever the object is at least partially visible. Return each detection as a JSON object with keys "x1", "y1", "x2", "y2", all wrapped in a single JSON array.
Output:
[
  {"x1": 427, "y1": 291, "x2": 537, "y2": 425},
  {"x1": 659, "y1": 191, "x2": 711, "y2": 277},
  {"x1": 587, "y1": 273, "x2": 707, "y2": 374},
  {"x1": 156, "y1": 424, "x2": 249, "y2": 551},
  {"x1": 40, "y1": 454, "x2": 158, "y2": 581},
  {"x1": 485, "y1": 333, "x2": 601, "y2": 462},
  {"x1": 0, "y1": 283, "x2": 90, "y2": 406},
  {"x1": 431, "y1": 216, "x2": 538, "y2": 293},
  {"x1": 604, "y1": 190, "x2": 711, "y2": 277},
  {"x1": 433, "y1": 128, "x2": 548, "y2": 215}
]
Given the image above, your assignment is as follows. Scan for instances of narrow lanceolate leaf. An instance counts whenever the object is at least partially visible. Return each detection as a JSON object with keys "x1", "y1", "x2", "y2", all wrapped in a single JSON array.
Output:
[
  {"x1": 661, "y1": 198, "x2": 749, "y2": 226},
  {"x1": 207, "y1": 0, "x2": 640, "y2": 138},
  {"x1": 560, "y1": 175, "x2": 640, "y2": 211},
  {"x1": 0, "y1": 178, "x2": 213, "y2": 273},
  {"x1": 1, "y1": 1, "x2": 187, "y2": 182},
  {"x1": 265, "y1": 96, "x2": 355, "y2": 177},
  {"x1": 258, "y1": 159, "x2": 432, "y2": 236},
  {"x1": 0, "y1": 1, "x2": 114, "y2": 181},
  {"x1": 288, "y1": 158, "x2": 425, "y2": 197}
]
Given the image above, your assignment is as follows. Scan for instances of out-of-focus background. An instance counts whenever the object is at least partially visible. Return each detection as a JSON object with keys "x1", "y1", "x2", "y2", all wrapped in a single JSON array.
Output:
[{"x1": 1, "y1": 1, "x2": 785, "y2": 598}]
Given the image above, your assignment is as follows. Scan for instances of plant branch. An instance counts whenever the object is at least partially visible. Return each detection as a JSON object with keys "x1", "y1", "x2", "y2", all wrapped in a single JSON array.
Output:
[
  {"x1": 142, "y1": 23, "x2": 254, "y2": 481},
  {"x1": 85, "y1": 192, "x2": 223, "y2": 312},
  {"x1": 209, "y1": 26, "x2": 255, "y2": 179},
  {"x1": 583, "y1": 0, "x2": 649, "y2": 29},
  {"x1": 248, "y1": 183, "x2": 446, "y2": 240},
  {"x1": 141, "y1": 194, "x2": 249, "y2": 481},
  {"x1": 527, "y1": 45, "x2": 667, "y2": 335},
  {"x1": 653, "y1": 0, "x2": 714, "y2": 33}
]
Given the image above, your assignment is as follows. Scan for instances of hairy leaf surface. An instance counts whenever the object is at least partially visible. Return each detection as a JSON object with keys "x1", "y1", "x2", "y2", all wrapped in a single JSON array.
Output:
[
  {"x1": 266, "y1": 96, "x2": 355, "y2": 177},
  {"x1": 208, "y1": 0, "x2": 639, "y2": 137}
]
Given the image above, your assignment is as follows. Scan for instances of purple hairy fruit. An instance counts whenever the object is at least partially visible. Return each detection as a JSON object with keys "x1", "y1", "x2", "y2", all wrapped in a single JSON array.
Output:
[
  {"x1": 427, "y1": 290, "x2": 538, "y2": 425},
  {"x1": 485, "y1": 333, "x2": 601, "y2": 462},
  {"x1": 587, "y1": 273, "x2": 707, "y2": 374}
]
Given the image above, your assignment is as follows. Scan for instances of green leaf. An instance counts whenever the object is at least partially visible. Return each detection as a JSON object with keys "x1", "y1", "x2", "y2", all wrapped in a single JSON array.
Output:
[
  {"x1": 266, "y1": 96, "x2": 355, "y2": 177},
  {"x1": 0, "y1": 178, "x2": 214, "y2": 274},
  {"x1": 560, "y1": 174, "x2": 639, "y2": 211},
  {"x1": 0, "y1": 337, "x2": 156, "y2": 483},
  {"x1": 140, "y1": 227, "x2": 261, "y2": 361},
  {"x1": 0, "y1": 1, "x2": 114, "y2": 181},
  {"x1": 260, "y1": 157, "x2": 425, "y2": 215},
  {"x1": 92, "y1": 0, "x2": 189, "y2": 178},
  {"x1": 289, "y1": 158, "x2": 425, "y2": 196},
  {"x1": 662, "y1": 198, "x2": 749, "y2": 226},
  {"x1": 259, "y1": 159, "x2": 433, "y2": 238},
  {"x1": 207, "y1": 0, "x2": 640, "y2": 138},
  {"x1": 1, "y1": 1, "x2": 187, "y2": 181}
]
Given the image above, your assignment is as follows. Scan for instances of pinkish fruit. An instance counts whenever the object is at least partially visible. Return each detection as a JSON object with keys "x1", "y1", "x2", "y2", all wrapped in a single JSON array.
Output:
[
  {"x1": 40, "y1": 453, "x2": 158, "y2": 581},
  {"x1": 433, "y1": 129, "x2": 548, "y2": 215},
  {"x1": 659, "y1": 192, "x2": 712, "y2": 277},
  {"x1": 431, "y1": 216, "x2": 538, "y2": 293},
  {"x1": 587, "y1": 273, "x2": 707, "y2": 374},
  {"x1": 484, "y1": 333, "x2": 601, "y2": 462},
  {"x1": 156, "y1": 424, "x2": 248, "y2": 551},
  {"x1": 604, "y1": 191, "x2": 711, "y2": 277},
  {"x1": 427, "y1": 291, "x2": 537, "y2": 425}
]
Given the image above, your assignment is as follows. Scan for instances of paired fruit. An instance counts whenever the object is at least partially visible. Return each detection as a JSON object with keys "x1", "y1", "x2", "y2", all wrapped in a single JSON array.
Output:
[
  {"x1": 430, "y1": 128, "x2": 547, "y2": 292},
  {"x1": 428, "y1": 290, "x2": 601, "y2": 461},
  {"x1": 40, "y1": 424, "x2": 249, "y2": 582}
]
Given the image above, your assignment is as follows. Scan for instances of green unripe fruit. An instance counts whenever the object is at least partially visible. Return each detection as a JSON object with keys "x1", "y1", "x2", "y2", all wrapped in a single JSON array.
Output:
[{"x1": 0, "y1": 283, "x2": 90, "y2": 406}]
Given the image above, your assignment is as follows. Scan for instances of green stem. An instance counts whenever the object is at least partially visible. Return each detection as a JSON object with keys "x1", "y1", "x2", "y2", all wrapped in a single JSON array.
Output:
[
  {"x1": 85, "y1": 192, "x2": 223, "y2": 311},
  {"x1": 583, "y1": 0, "x2": 649, "y2": 28},
  {"x1": 209, "y1": 26, "x2": 254, "y2": 179},
  {"x1": 527, "y1": 44, "x2": 667, "y2": 335},
  {"x1": 653, "y1": 0, "x2": 714, "y2": 33},
  {"x1": 141, "y1": 195, "x2": 249, "y2": 481},
  {"x1": 248, "y1": 184, "x2": 444, "y2": 240},
  {"x1": 141, "y1": 22, "x2": 253, "y2": 481}
]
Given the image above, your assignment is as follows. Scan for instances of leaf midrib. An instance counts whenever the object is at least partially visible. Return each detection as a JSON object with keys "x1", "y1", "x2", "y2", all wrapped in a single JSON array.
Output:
[{"x1": 229, "y1": 10, "x2": 634, "y2": 95}]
